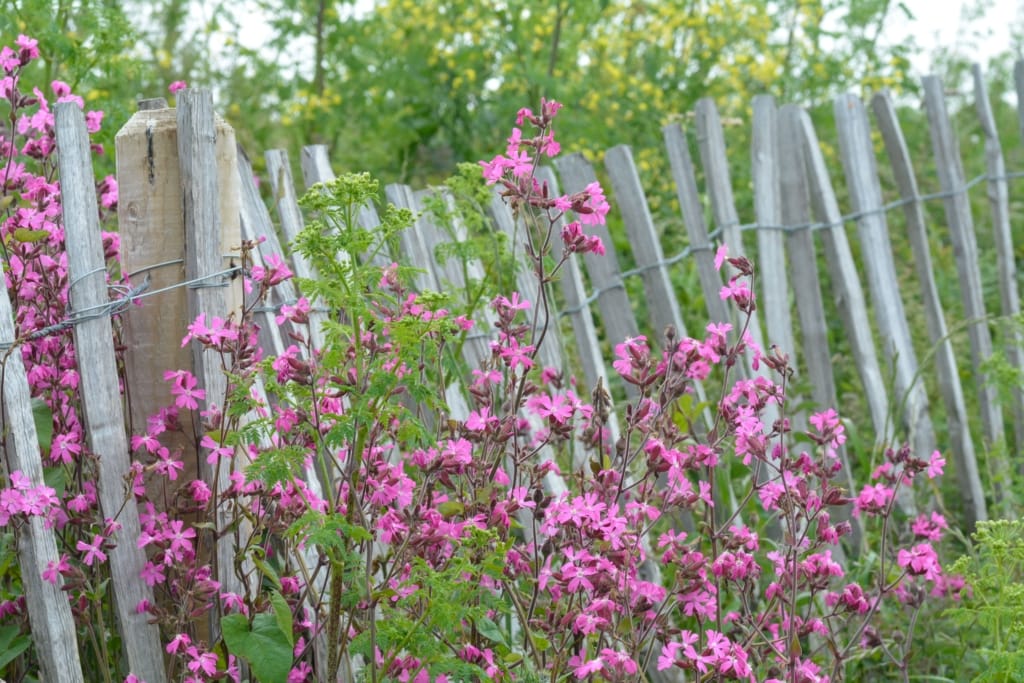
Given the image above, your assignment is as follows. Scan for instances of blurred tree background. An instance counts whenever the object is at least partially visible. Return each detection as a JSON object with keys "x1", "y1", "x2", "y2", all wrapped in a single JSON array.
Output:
[{"x1": 1, "y1": 0, "x2": 936, "y2": 181}]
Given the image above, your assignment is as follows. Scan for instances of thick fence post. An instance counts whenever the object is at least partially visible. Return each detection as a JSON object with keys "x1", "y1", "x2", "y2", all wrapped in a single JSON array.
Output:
[{"x1": 55, "y1": 102, "x2": 167, "y2": 683}]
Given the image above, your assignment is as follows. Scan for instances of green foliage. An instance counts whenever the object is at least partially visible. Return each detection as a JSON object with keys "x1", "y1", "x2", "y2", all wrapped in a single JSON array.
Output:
[
  {"x1": 0, "y1": 624, "x2": 31, "y2": 671},
  {"x1": 222, "y1": 607, "x2": 295, "y2": 683},
  {"x1": 944, "y1": 519, "x2": 1024, "y2": 681},
  {"x1": 1, "y1": 0, "x2": 146, "y2": 174}
]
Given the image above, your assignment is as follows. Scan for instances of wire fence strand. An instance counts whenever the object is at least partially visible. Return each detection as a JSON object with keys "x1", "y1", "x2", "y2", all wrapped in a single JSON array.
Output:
[{"x1": 557, "y1": 169, "x2": 1024, "y2": 317}]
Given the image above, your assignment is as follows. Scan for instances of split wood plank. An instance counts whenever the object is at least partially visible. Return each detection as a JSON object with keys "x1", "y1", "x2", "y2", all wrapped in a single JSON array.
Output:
[
  {"x1": 384, "y1": 183, "x2": 471, "y2": 420},
  {"x1": 777, "y1": 105, "x2": 859, "y2": 549},
  {"x1": 0, "y1": 228, "x2": 84, "y2": 683},
  {"x1": 55, "y1": 102, "x2": 166, "y2": 683},
  {"x1": 237, "y1": 149, "x2": 333, "y2": 683},
  {"x1": 265, "y1": 149, "x2": 329, "y2": 352},
  {"x1": 793, "y1": 106, "x2": 893, "y2": 448},
  {"x1": 834, "y1": 94, "x2": 938, "y2": 464},
  {"x1": 604, "y1": 144, "x2": 688, "y2": 341},
  {"x1": 972, "y1": 64, "x2": 1024, "y2": 456},
  {"x1": 533, "y1": 166, "x2": 611, "y2": 404},
  {"x1": 662, "y1": 123, "x2": 731, "y2": 326},
  {"x1": 694, "y1": 98, "x2": 770, "y2": 370},
  {"x1": 871, "y1": 91, "x2": 987, "y2": 529},
  {"x1": 922, "y1": 75, "x2": 1011, "y2": 510},
  {"x1": 177, "y1": 89, "x2": 245, "y2": 615},
  {"x1": 751, "y1": 96, "x2": 798, "y2": 373},
  {"x1": 554, "y1": 152, "x2": 641, "y2": 400}
]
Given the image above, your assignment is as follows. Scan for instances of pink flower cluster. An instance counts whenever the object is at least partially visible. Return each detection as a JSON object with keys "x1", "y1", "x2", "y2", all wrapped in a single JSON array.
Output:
[
  {"x1": 480, "y1": 98, "x2": 607, "y2": 257},
  {"x1": 0, "y1": 45, "x2": 965, "y2": 683}
]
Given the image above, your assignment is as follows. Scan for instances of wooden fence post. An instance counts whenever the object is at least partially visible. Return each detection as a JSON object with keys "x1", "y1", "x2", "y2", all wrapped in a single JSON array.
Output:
[
  {"x1": 751, "y1": 96, "x2": 799, "y2": 377},
  {"x1": 0, "y1": 260, "x2": 83, "y2": 683},
  {"x1": 972, "y1": 64, "x2": 1024, "y2": 456},
  {"x1": 662, "y1": 124, "x2": 730, "y2": 327},
  {"x1": 777, "y1": 105, "x2": 860, "y2": 550},
  {"x1": 834, "y1": 94, "x2": 938, "y2": 464},
  {"x1": 532, "y1": 167, "x2": 612, "y2": 402},
  {"x1": 871, "y1": 92, "x2": 988, "y2": 530},
  {"x1": 554, "y1": 153, "x2": 641, "y2": 400},
  {"x1": 55, "y1": 102, "x2": 167, "y2": 683},
  {"x1": 115, "y1": 101, "x2": 194, "y2": 466},
  {"x1": 794, "y1": 108, "x2": 893, "y2": 445},
  {"x1": 604, "y1": 145, "x2": 689, "y2": 342},
  {"x1": 176, "y1": 88, "x2": 247, "y2": 618},
  {"x1": 694, "y1": 99, "x2": 770, "y2": 368},
  {"x1": 922, "y1": 75, "x2": 1012, "y2": 513}
]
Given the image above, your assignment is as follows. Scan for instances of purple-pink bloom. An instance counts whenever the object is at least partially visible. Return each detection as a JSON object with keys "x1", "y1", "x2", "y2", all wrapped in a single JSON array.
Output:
[
  {"x1": 76, "y1": 534, "x2": 107, "y2": 566},
  {"x1": 927, "y1": 450, "x2": 946, "y2": 479},
  {"x1": 897, "y1": 543, "x2": 942, "y2": 581}
]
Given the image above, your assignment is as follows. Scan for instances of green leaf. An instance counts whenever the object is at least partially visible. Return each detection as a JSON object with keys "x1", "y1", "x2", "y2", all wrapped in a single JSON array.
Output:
[
  {"x1": 475, "y1": 616, "x2": 507, "y2": 647},
  {"x1": 437, "y1": 501, "x2": 464, "y2": 518},
  {"x1": 221, "y1": 613, "x2": 293, "y2": 683},
  {"x1": 269, "y1": 590, "x2": 294, "y2": 648},
  {"x1": 250, "y1": 554, "x2": 282, "y2": 591},
  {"x1": 530, "y1": 633, "x2": 551, "y2": 652},
  {"x1": 0, "y1": 625, "x2": 31, "y2": 670},
  {"x1": 12, "y1": 228, "x2": 48, "y2": 243},
  {"x1": 33, "y1": 399, "x2": 53, "y2": 457}
]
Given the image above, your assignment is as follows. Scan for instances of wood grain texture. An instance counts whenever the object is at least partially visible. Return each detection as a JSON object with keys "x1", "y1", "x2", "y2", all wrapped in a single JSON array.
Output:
[
  {"x1": 177, "y1": 89, "x2": 245, "y2": 615},
  {"x1": 794, "y1": 106, "x2": 892, "y2": 447},
  {"x1": 694, "y1": 99, "x2": 770, "y2": 380},
  {"x1": 777, "y1": 105, "x2": 859, "y2": 547},
  {"x1": 554, "y1": 152, "x2": 640, "y2": 399},
  {"x1": 56, "y1": 102, "x2": 166, "y2": 683},
  {"x1": 0, "y1": 233, "x2": 84, "y2": 681},
  {"x1": 751, "y1": 96, "x2": 798, "y2": 373}
]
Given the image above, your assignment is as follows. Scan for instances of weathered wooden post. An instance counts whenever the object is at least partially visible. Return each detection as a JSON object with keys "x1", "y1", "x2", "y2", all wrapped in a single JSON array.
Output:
[
  {"x1": 0, "y1": 252, "x2": 83, "y2": 683},
  {"x1": 115, "y1": 91, "x2": 245, "y2": 630},
  {"x1": 56, "y1": 101, "x2": 167, "y2": 683}
]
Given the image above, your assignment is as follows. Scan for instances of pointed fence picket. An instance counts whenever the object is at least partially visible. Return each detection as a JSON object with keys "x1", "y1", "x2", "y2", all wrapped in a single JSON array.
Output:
[{"x1": 835, "y1": 94, "x2": 938, "y2": 474}]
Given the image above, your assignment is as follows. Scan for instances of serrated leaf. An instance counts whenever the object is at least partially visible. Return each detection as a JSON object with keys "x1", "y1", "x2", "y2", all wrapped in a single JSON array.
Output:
[{"x1": 221, "y1": 613, "x2": 293, "y2": 683}]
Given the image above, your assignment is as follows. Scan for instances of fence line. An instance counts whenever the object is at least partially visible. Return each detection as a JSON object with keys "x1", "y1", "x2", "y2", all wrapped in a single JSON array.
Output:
[
  {"x1": 561, "y1": 168, "x2": 1024, "y2": 317},
  {"x1": 8, "y1": 60, "x2": 1024, "y2": 682}
]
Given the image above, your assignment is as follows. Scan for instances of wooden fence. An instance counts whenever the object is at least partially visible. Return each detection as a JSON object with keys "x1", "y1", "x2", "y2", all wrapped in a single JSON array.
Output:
[{"x1": 4, "y1": 61, "x2": 1024, "y2": 681}]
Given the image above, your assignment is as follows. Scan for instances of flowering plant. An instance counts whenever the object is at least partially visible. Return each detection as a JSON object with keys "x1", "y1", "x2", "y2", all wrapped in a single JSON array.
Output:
[{"x1": 0, "y1": 33, "x2": 963, "y2": 683}]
